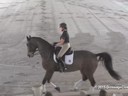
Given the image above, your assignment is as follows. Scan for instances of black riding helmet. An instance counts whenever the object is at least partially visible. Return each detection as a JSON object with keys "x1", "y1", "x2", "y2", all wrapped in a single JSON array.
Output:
[{"x1": 59, "y1": 22, "x2": 67, "y2": 29}]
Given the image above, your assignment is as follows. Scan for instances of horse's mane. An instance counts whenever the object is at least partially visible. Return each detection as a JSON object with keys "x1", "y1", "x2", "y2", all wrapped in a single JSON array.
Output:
[{"x1": 31, "y1": 37, "x2": 52, "y2": 47}]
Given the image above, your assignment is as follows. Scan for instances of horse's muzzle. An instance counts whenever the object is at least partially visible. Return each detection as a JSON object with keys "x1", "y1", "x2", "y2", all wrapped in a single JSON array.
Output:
[{"x1": 28, "y1": 52, "x2": 34, "y2": 57}]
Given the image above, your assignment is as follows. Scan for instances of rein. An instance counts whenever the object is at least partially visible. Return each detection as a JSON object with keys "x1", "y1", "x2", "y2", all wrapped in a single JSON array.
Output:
[{"x1": 34, "y1": 49, "x2": 39, "y2": 55}]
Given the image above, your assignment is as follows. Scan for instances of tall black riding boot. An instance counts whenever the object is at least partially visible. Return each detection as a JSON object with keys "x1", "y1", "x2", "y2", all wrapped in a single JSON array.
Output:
[
  {"x1": 57, "y1": 57, "x2": 66, "y2": 72},
  {"x1": 60, "y1": 59, "x2": 67, "y2": 71}
]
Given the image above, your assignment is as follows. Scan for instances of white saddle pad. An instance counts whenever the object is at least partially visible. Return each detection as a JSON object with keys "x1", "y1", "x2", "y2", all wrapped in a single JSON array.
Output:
[{"x1": 53, "y1": 53, "x2": 74, "y2": 65}]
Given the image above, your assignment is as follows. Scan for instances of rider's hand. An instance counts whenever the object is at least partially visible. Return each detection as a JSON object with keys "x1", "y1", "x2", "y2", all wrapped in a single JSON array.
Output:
[
  {"x1": 55, "y1": 44, "x2": 58, "y2": 48},
  {"x1": 53, "y1": 42, "x2": 57, "y2": 47}
]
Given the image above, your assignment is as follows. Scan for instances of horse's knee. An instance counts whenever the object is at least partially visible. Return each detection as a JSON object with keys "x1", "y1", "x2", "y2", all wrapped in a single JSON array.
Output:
[
  {"x1": 42, "y1": 78, "x2": 47, "y2": 85},
  {"x1": 43, "y1": 71, "x2": 54, "y2": 84},
  {"x1": 43, "y1": 77, "x2": 51, "y2": 84},
  {"x1": 47, "y1": 79, "x2": 50, "y2": 83}
]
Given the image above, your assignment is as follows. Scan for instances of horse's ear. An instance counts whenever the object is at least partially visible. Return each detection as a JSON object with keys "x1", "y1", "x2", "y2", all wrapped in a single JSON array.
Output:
[
  {"x1": 26, "y1": 36, "x2": 31, "y2": 41},
  {"x1": 29, "y1": 35, "x2": 31, "y2": 39}
]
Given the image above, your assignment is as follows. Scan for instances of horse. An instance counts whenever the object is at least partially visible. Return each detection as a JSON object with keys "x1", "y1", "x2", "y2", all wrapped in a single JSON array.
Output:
[{"x1": 26, "y1": 36, "x2": 121, "y2": 94}]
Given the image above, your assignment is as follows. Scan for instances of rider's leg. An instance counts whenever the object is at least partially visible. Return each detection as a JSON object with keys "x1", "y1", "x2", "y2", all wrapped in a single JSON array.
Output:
[{"x1": 57, "y1": 43, "x2": 70, "y2": 72}]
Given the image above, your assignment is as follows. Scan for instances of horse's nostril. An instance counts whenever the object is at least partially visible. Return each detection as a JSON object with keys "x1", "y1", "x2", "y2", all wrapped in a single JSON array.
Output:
[{"x1": 28, "y1": 54, "x2": 30, "y2": 57}]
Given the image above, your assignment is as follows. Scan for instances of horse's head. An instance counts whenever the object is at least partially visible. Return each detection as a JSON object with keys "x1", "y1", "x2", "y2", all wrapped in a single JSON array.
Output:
[{"x1": 26, "y1": 36, "x2": 38, "y2": 57}]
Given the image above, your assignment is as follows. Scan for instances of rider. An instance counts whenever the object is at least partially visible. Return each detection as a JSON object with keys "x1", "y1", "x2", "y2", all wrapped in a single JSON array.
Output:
[{"x1": 55, "y1": 22, "x2": 71, "y2": 72}]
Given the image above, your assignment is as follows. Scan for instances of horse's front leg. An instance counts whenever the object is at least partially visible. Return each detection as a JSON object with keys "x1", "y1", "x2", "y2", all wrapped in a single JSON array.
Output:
[
  {"x1": 50, "y1": 82, "x2": 60, "y2": 92},
  {"x1": 42, "y1": 70, "x2": 61, "y2": 93},
  {"x1": 41, "y1": 70, "x2": 54, "y2": 94}
]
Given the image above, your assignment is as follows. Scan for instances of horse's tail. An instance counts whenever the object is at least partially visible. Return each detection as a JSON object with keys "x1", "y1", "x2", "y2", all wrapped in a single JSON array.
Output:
[{"x1": 96, "y1": 52, "x2": 121, "y2": 80}]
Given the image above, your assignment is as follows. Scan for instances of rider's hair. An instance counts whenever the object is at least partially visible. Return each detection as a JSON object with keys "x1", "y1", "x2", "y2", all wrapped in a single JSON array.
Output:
[{"x1": 60, "y1": 22, "x2": 67, "y2": 30}]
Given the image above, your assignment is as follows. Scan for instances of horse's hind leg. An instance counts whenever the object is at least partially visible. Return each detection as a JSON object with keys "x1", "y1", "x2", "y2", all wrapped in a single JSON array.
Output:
[
  {"x1": 73, "y1": 79, "x2": 83, "y2": 90},
  {"x1": 73, "y1": 73, "x2": 87, "y2": 90},
  {"x1": 87, "y1": 75, "x2": 96, "y2": 93},
  {"x1": 82, "y1": 73, "x2": 88, "y2": 81},
  {"x1": 88, "y1": 75, "x2": 96, "y2": 87}
]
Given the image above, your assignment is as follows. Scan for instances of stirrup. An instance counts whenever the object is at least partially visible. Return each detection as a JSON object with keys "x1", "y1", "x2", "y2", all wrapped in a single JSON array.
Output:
[
  {"x1": 59, "y1": 65, "x2": 64, "y2": 72},
  {"x1": 59, "y1": 66, "x2": 67, "y2": 72},
  {"x1": 64, "y1": 67, "x2": 67, "y2": 70},
  {"x1": 59, "y1": 68, "x2": 64, "y2": 72},
  {"x1": 58, "y1": 63, "x2": 64, "y2": 72}
]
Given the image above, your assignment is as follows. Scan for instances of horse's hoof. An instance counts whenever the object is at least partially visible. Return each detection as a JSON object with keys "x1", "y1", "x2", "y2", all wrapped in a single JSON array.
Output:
[
  {"x1": 73, "y1": 88, "x2": 79, "y2": 91},
  {"x1": 45, "y1": 91, "x2": 53, "y2": 96},
  {"x1": 80, "y1": 90, "x2": 91, "y2": 96},
  {"x1": 55, "y1": 87, "x2": 60, "y2": 92}
]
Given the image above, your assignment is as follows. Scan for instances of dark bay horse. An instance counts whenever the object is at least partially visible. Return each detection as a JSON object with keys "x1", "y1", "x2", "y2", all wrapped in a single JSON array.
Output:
[{"x1": 26, "y1": 36, "x2": 121, "y2": 93}]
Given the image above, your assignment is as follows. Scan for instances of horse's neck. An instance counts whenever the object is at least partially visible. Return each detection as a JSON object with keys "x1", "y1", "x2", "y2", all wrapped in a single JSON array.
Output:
[{"x1": 37, "y1": 40, "x2": 53, "y2": 59}]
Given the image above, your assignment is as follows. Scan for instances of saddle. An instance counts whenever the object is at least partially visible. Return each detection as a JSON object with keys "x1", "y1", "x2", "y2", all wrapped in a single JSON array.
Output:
[
  {"x1": 53, "y1": 43, "x2": 74, "y2": 65},
  {"x1": 54, "y1": 47, "x2": 73, "y2": 56}
]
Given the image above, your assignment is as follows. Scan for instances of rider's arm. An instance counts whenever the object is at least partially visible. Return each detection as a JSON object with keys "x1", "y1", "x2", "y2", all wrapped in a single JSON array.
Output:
[{"x1": 56, "y1": 38, "x2": 65, "y2": 46}]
